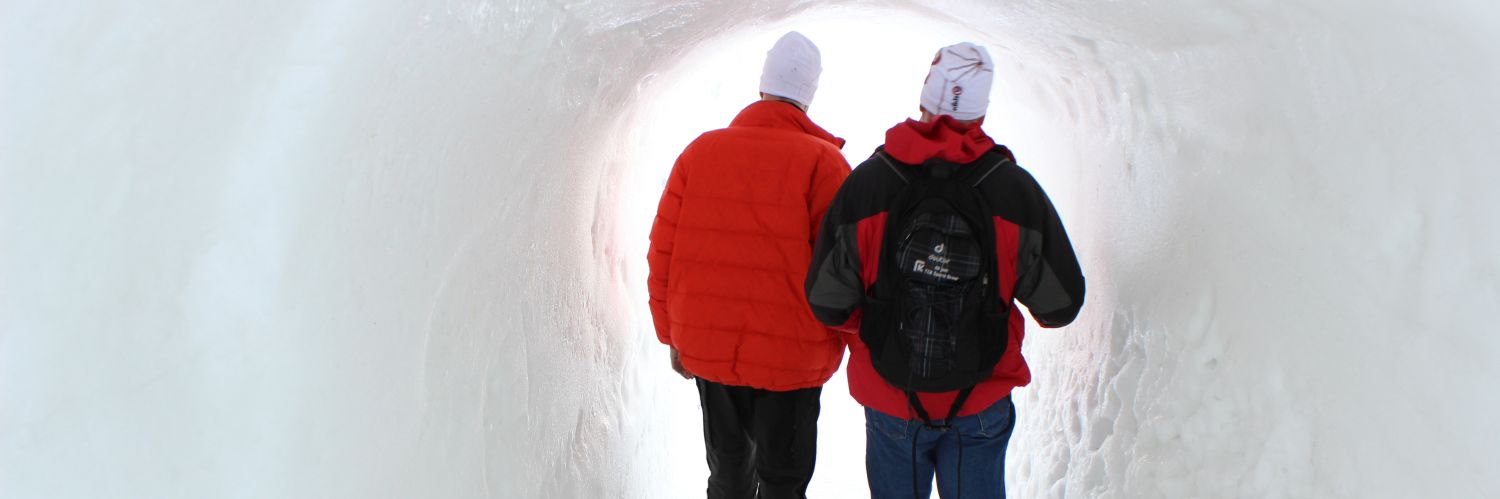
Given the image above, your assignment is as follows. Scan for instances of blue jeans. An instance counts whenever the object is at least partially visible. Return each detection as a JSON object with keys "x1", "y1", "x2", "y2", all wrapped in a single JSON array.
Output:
[{"x1": 865, "y1": 396, "x2": 1016, "y2": 499}]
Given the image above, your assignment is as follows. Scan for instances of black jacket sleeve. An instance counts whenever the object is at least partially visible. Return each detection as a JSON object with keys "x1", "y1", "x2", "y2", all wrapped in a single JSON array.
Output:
[
  {"x1": 805, "y1": 176, "x2": 865, "y2": 329},
  {"x1": 1011, "y1": 170, "x2": 1085, "y2": 328}
]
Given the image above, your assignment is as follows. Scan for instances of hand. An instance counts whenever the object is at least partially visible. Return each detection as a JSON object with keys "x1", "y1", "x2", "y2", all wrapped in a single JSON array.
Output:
[{"x1": 670, "y1": 347, "x2": 694, "y2": 380}]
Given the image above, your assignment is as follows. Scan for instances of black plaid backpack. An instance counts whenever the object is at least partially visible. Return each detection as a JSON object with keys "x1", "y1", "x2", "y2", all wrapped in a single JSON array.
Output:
[{"x1": 861, "y1": 150, "x2": 1012, "y2": 428}]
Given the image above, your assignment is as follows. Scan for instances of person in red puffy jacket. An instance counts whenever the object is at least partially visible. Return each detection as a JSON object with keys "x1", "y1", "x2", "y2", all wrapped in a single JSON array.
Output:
[{"x1": 647, "y1": 31, "x2": 851, "y2": 499}]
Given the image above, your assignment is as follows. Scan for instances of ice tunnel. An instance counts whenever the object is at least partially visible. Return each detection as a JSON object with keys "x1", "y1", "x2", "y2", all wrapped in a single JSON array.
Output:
[{"x1": 3, "y1": 1, "x2": 1499, "y2": 497}]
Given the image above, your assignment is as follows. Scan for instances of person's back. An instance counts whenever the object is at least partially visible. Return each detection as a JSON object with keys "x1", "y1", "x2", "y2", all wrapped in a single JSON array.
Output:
[
  {"x1": 647, "y1": 31, "x2": 850, "y2": 499},
  {"x1": 654, "y1": 99, "x2": 849, "y2": 390}
]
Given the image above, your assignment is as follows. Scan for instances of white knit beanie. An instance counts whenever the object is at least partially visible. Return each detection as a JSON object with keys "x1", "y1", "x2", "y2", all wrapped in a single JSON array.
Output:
[
  {"x1": 920, "y1": 42, "x2": 995, "y2": 121},
  {"x1": 759, "y1": 32, "x2": 821, "y2": 108}
]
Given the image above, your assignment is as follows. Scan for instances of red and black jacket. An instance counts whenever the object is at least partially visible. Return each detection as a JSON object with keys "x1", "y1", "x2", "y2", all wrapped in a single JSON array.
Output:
[{"x1": 804, "y1": 118, "x2": 1085, "y2": 419}]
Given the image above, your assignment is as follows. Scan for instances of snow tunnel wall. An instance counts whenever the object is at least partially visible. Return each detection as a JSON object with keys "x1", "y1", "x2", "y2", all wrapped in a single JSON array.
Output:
[{"x1": 3, "y1": 1, "x2": 1499, "y2": 498}]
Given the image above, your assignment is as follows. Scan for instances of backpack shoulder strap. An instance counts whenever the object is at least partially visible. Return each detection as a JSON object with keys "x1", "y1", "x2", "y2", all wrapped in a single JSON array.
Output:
[
  {"x1": 876, "y1": 152, "x2": 911, "y2": 185},
  {"x1": 970, "y1": 154, "x2": 1012, "y2": 188},
  {"x1": 881, "y1": 150, "x2": 1011, "y2": 186}
]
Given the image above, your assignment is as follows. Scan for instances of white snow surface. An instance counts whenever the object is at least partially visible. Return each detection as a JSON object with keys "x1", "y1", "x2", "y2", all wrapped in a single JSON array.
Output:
[{"x1": 4, "y1": 1, "x2": 1500, "y2": 498}]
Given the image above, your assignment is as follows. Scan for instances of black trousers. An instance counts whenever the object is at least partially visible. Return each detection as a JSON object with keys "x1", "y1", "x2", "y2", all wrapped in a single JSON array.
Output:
[{"x1": 696, "y1": 378, "x2": 822, "y2": 499}]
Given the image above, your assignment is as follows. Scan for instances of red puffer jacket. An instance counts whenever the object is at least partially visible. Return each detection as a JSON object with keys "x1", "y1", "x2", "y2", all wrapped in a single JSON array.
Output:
[{"x1": 648, "y1": 100, "x2": 851, "y2": 391}]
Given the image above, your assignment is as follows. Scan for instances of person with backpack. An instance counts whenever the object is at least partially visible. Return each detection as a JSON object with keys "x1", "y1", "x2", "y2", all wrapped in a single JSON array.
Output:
[
  {"x1": 648, "y1": 31, "x2": 851, "y2": 499},
  {"x1": 804, "y1": 42, "x2": 1085, "y2": 498}
]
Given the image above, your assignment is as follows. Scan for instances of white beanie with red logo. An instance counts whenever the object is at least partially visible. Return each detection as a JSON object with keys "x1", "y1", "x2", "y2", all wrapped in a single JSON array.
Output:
[
  {"x1": 759, "y1": 32, "x2": 822, "y2": 108},
  {"x1": 920, "y1": 42, "x2": 995, "y2": 121}
]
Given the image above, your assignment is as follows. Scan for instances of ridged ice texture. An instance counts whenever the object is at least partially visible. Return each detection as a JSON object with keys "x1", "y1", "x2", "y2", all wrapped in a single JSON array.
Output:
[{"x1": 3, "y1": 1, "x2": 1498, "y2": 498}]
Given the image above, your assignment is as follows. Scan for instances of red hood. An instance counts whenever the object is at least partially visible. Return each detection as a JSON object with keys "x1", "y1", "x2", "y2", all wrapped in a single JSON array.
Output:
[
  {"x1": 730, "y1": 100, "x2": 846, "y2": 149},
  {"x1": 884, "y1": 115, "x2": 996, "y2": 164}
]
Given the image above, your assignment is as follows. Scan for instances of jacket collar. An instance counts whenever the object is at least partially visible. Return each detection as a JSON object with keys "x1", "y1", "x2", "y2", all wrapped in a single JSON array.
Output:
[
  {"x1": 883, "y1": 115, "x2": 999, "y2": 165},
  {"x1": 729, "y1": 100, "x2": 846, "y2": 149}
]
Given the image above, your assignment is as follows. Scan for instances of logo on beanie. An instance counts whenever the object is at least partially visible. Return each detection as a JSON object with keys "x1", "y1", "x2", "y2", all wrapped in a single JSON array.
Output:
[{"x1": 951, "y1": 85, "x2": 963, "y2": 111}]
